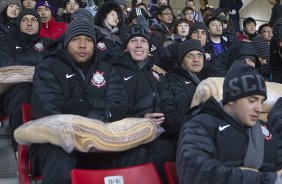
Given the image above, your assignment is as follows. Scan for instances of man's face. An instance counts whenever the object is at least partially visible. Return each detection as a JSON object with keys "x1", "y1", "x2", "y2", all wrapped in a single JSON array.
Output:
[
  {"x1": 37, "y1": 6, "x2": 52, "y2": 23},
  {"x1": 259, "y1": 26, "x2": 273, "y2": 42},
  {"x1": 182, "y1": 50, "x2": 204, "y2": 72},
  {"x1": 105, "y1": 10, "x2": 119, "y2": 27},
  {"x1": 157, "y1": 0, "x2": 168, "y2": 6},
  {"x1": 20, "y1": 14, "x2": 40, "y2": 35},
  {"x1": 177, "y1": 23, "x2": 189, "y2": 37},
  {"x1": 67, "y1": 35, "x2": 94, "y2": 63},
  {"x1": 125, "y1": 37, "x2": 149, "y2": 63},
  {"x1": 7, "y1": 4, "x2": 20, "y2": 18},
  {"x1": 65, "y1": 0, "x2": 80, "y2": 14},
  {"x1": 244, "y1": 22, "x2": 256, "y2": 34},
  {"x1": 23, "y1": 0, "x2": 37, "y2": 9},
  {"x1": 191, "y1": 29, "x2": 207, "y2": 46},
  {"x1": 183, "y1": 10, "x2": 194, "y2": 22},
  {"x1": 208, "y1": 20, "x2": 223, "y2": 37},
  {"x1": 225, "y1": 95, "x2": 265, "y2": 127},
  {"x1": 157, "y1": 8, "x2": 173, "y2": 25},
  {"x1": 186, "y1": 0, "x2": 195, "y2": 10}
]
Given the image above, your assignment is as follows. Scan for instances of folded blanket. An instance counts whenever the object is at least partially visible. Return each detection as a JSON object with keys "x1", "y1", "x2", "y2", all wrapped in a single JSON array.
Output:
[
  {"x1": 14, "y1": 115, "x2": 158, "y2": 153},
  {"x1": 0, "y1": 66, "x2": 34, "y2": 94},
  {"x1": 190, "y1": 77, "x2": 282, "y2": 121}
]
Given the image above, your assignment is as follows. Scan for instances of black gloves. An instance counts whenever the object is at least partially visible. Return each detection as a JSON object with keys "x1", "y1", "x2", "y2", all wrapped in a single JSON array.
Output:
[{"x1": 62, "y1": 98, "x2": 91, "y2": 116}]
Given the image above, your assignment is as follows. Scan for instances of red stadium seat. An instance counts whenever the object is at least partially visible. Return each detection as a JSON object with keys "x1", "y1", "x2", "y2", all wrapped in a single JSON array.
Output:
[
  {"x1": 164, "y1": 162, "x2": 179, "y2": 184},
  {"x1": 71, "y1": 163, "x2": 162, "y2": 184}
]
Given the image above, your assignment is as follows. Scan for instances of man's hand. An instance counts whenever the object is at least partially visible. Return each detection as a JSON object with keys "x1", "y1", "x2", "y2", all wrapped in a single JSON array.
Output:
[{"x1": 144, "y1": 113, "x2": 165, "y2": 125}]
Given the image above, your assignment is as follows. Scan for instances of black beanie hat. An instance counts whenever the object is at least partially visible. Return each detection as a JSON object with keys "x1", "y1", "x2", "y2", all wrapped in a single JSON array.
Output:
[
  {"x1": 177, "y1": 39, "x2": 205, "y2": 64},
  {"x1": 222, "y1": 60, "x2": 267, "y2": 105},
  {"x1": 121, "y1": 24, "x2": 151, "y2": 49},
  {"x1": 64, "y1": 19, "x2": 96, "y2": 48},
  {"x1": 253, "y1": 37, "x2": 270, "y2": 60},
  {"x1": 128, "y1": 7, "x2": 149, "y2": 24},
  {"x1": 187, "y1": 22, "x2": 208, "y2": 38},
  {"x1": 35, "y1": 0, "x2": 57, "y2": 17},
  {"x1": 273, "y1": 18, "x2": 282, "y2": 40},
  {"x1": 71, "y1": 8, "x2": 94, "y2": 23},
  {"x1": 16, "y1": 8, "x2": 41, "y2": 29}
]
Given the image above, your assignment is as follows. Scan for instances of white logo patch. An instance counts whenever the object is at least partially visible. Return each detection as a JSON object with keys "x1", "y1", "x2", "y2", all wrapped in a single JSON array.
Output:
[
  {"x1": 97, "y1": 42, "x2": 106, "y2": 50},
  {"x1": 91, "y1": 70, "x2": 106, "y2": 88},
  {"x1": 124, "y1": 76, "x2": 133, "y2": 81},
  {"x1": 185, "y1": 81, "x2": 191, "y2": 84},
  {"x1": 34, "y1": 42, "x2": 44, "y2": 52},
  {"x1": 16, "y1": 46, "x2": 21, "y2": 49},
  {"x1": 218, "y1": 124, "x2": 230, "y2": 131},
  {"x1": 66, "y1": 74, "x2": 75, "y2": 78}
]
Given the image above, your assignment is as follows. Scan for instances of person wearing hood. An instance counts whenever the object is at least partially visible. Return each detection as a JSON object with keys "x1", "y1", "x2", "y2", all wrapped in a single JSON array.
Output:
[
  {"x1": 60, "y1": 0, "x2": 82, "y2": 23},
  {"x1": 35, "y1": 0, "x2": 67, "y2": 40},
  {"x1": 0, "y1": 0, "x2": 22, "y2": 36},
  {"x1": 236, "y1": 17, "x2": 258, "y2": 42},
  {"x1": 109, "y1": 24, "x2": 180, "y2": 182},
  {"x1": 0, "y1": 8, "x2": 51, "y2": 155},
  {"x1": 94, "y1": 2, "x2": 124, "y2": 45}
]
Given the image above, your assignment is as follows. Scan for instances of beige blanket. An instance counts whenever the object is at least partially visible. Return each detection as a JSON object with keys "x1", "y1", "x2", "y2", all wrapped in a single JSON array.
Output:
[
  {"x1": 0, "y1": 66, "x2": 34, "y2": 94},
  {"x1": 190, "y1": 77, "x2": 282, "y2": 121},
  {"x1": 14, "y1": 115, "x2": 158, "y2": 153}
]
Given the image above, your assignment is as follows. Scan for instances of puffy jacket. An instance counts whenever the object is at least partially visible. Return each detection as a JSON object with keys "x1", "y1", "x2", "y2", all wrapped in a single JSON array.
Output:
[
  {"x1": 269, "y1": 38, "x2": 282, "y2": 83},
  {"x1": 177, "y1": 97, "x2": 282, "y2": 184},
  {"x1": 40, "y1": 18, "x2": 67, "y2": 40},
  {"x1": 32, "y1": 48, "x2": 128, "y2": 122}
]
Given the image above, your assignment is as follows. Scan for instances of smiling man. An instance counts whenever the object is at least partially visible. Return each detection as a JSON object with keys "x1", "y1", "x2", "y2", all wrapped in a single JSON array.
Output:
[{"x1": 177, "y1": 60, "x2": 282, "y2": 184}]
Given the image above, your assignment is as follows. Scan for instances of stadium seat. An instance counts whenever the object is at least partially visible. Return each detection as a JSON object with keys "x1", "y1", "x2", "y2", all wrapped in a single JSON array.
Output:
[{"x1": 164, "y1": 162, "x2": 179, "y2": 184}]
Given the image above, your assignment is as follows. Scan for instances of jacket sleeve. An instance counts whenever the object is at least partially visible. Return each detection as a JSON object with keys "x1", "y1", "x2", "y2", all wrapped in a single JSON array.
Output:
[
  {"x1": 176, "y1": 117, "x2": 278, "y2": 184},
  {"x1": 31, "y1": 61, "x2": 65, "y2": 119}
]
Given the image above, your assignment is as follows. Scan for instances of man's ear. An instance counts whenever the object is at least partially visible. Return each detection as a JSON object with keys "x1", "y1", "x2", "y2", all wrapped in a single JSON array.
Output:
[{"x1": 157, "y1": 14, "x2": 162, "y2": 21}]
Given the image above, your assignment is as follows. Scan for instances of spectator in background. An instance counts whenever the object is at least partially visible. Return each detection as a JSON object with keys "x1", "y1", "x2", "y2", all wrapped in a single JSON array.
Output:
[
  {"x1": 21, "y1": 0, "x2": 37, "y2": 9},
  {"x1": 163, "y1": 19, "x2": 189, "y2": 46},
  {"x1": 268, "y1": 0, "x2": 282, "y2": 26},
  {"x1": 258, "y1": 23, "x2": 273, "y2": 45},
  {"x1": 270, "y1": 18, "x2": 282, "y2": 83},
  {"x1": 219, "y1": 0, "x2": 242, "y2": 33},
  {"x1": 182, "y1": 7, "x2": 195, "y2": 27},
  {"x1": 0, "y1": 0, "x2": 22, "y2": 36},
  {"x1": 36, "y1": 0, "x2": 67, "y2": 40},
  {"x1": 131, "y1": 0, "x2": 143, "y2": 9},
  {"x1": 236, "y1": 17, "x2": 258, "y2": 42},
  {"x1": 201, "y1": 6, "x2": 213, "y2": 25},
  {"x1": 185, "y1": 0, "x2": 203, "y2": 22},
  {"x1": 114, "y1": 0, "x2": 128, "y2": 21},
  {"x1": 137, "y1": 3, "x2": 149, "y2": 14},
  {"x1": 199, "y1": 0, "x2": 209, "y2": 15},
  {"x1": 60, "y1": 0, "x2": 82, "y2": 23}
]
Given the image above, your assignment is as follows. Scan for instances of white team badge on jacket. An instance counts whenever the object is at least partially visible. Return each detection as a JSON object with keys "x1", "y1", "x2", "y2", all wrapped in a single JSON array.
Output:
[
  {"x1": 261, "y1": 125, "x2": 272, "y2": 140},
  {"x1": 97, "y1": 42, "x2": 106, "y2": 50},
  {"x1": 34, "y1": 42, "x2": 44, "y2": 52},
  {"x1": 152, "y1": 71, "x2": 160, "y2": 81},
  {"x1": 91, "y1": 70, "x2": 106, "y2": 88}
]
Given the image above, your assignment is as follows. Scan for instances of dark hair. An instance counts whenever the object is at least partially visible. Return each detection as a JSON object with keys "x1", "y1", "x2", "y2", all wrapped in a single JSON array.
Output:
[
  {"x1": 206, "y1": 16, "x2": 222, "y2": 27},
  {"x1": 243, "y1": 17, "x2": 256, "y2": 28},
  {"x1": 63, "y1": 0, "x2": 82, "y2": 9},
  {"x1": 136, "y1": 3, "x2": 147, "y2": 11},
  {"x1": 258, "y1": 23, "x2": 272, "y2": 34},
  {"x1": 131, "y1": 0, "x2": 143, "y2": 9},
  {"x1": 172, "y1": 19, "x2": 189, "y2": 34},
  {"x1": 182, "y1": 6, "x2": 194, "y2": 15},
  {"x1": 155, "y1": 5, "x2": 172, "y2": 20},
  {"x1": 186, "y1": 0, "x2": 195, "y2": 4}
]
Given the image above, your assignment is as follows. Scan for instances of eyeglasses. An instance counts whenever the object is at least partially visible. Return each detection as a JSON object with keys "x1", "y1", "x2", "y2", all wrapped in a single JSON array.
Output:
[
  {"x1": 21, "y1": 17, "x2": 38, "y2": 23},
  {"x1": 161, "y1": 12, "x2": 173, "y2": 16},
  {"x1": 262, "y1": 29, "x2": 273, "y2": 34},
  {"x1": 185, "y1": 53, "x2": 204, "y2": 59}
]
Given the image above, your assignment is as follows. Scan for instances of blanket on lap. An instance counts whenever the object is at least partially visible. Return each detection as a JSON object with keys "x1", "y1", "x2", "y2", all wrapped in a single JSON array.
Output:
[{"x1": 14, "y1": 115, "x2": 158, "y2": 153}]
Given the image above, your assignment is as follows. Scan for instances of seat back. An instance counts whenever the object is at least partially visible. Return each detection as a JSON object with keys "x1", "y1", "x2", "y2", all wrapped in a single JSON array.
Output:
[
  {"x1": 164, "y1": 162, "x2": 179, "y2": 184},
  {"x1": 71, "y1": 163, "x2": 162, "y2": 184}
]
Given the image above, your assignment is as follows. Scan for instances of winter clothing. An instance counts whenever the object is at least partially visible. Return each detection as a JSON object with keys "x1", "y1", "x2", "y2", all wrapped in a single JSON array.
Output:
[
  {"x1": 127, "y1": 7, "x2": 149, "y2": 23},
  {"x1": 253, "y1": 37, "x2": 270, "y2": 60},
  {"x1": 71, "y1": 8, "x2": 94, "y2": 23},
  {"x1": 40, "y1": 17, "x2": 67, "y2": 40},
  {"x1": 222, "y1": 60, "x2": 267, "y2": 105},
  {"x1": 150, "y1": 21, "x2": 172, "y2": 46},
  {"x1": 35, "y1": 0, "x2": 56, "y2": 16},
  {"x1": 269, "y1": 38, "x2": 282, "y2": 83},
  {"x1": 273, "y1": 18, "x2": 282, "y2": 40},
  {"x1": 177, "y1": 39, "x2": 204, "y2": 63},
  {"x1": 269, "y1": 0, "x2": 282, "y2": 27},
  {"x1": 187, "y1": 21, "x2": 208, "y2": 39},
  {"x1": 0, "y1": 0, "x2": 22, "y2": 14},
  {"x1": 176, "y1": 96, "x2": 282, "y2": 184}
]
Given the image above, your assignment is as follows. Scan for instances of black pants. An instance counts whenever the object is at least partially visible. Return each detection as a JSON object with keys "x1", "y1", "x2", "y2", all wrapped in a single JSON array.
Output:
[
  {"x1": 3, "y1": 83, "x2": 32, "y2": 152},
  {"x1": 29, "y1": 138, "x2": 175, "y2": 184}
]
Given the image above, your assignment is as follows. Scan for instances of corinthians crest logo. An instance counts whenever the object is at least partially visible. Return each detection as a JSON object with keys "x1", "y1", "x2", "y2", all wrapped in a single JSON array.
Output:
[
  {"x1": 91, "y1": 70, "x2": 106, "y2": 88},
  {"x1": 34, "y1": 42, "x2": 44, "y2": 51}
]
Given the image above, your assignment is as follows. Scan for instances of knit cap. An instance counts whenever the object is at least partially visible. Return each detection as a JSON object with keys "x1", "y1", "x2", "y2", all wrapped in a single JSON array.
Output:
[
  {"x1": 35, "y1": 0, "x2": 56, "y2": 16},
  {"x1": 71, "y1": 8, "x2": 94, "y2": 23},
  {"x1": 64, "y1": 19, "x2": 96, "y2": 48},
  {"x1": 273, "y1": 18, "x2": 282, "y2": 40},
  {"x1": 253, "y1": 37, "x2": 270, "y2": 61},
  {"x1": 177, "y1": 39, "x2": 205, "y2": 65},
  {"x1": 187, "y1": 22, "x2": 208, "y2": 38},
  {"x1": 16, "y1": 8, "x2": 41, "y2": 28},
  {"x1": 0, "y1": 0, "x2": 22, "y2": 14},
  {"x1": 222, "y1": 60, "x2": 267, "y2": 105}
]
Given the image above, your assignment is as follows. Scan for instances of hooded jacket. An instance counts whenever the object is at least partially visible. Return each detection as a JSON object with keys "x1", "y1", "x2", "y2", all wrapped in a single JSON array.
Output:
[
  {"x1": 40, "y1": 18, "x2": 67, "y2": 40},
  {"x1": 32, "y1": 48, "x2": 128, "y2": 122},
  {"x1": 177, "y1": 97, "x2": 282, "y2": 184}
]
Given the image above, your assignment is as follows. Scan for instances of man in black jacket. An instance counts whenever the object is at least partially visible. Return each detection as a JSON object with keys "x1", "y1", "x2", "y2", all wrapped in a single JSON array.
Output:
[
  {"x1": 177, "y1": 60, "x2": 282, "y2": 184},
  {"x1": 0, "y1": 8, "x2": 51, "y2": 155},
  {"x1": 29, "y1": 19, "x2": 128, "y2": 184}
]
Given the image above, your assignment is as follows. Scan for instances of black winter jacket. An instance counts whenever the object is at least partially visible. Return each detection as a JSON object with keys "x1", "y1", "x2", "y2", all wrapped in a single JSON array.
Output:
[
  {"x1": 270, "y1": 39, "x2": 282, "y2": 83},
  {"x1": 32, "y1": 49, "x2": 128, "y2": 122},
  {"x1": 177, "y1": 97, "x2": 282, "y2": 184}
]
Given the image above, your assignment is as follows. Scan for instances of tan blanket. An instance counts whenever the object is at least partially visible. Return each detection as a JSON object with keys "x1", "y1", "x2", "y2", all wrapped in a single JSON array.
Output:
[
  {"x1": 0, "y1": 66, "x2": 34, "y2": 94},
  {"x1": 14, "y1": 115, "x2": 158, "y2": 153},
  {"x1": 190, "y1": 77, "x2": 282, "y2": 121}
]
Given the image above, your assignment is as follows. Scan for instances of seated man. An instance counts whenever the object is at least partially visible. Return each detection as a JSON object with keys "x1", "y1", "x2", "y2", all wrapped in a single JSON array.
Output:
[
  {"x1": 29, "y1": 19, "x2": 128, "y2": 184},
  {"x1": 0, "y1": 8, "x2": 51, "y2": 155},
  {"x1": 177, "y1": 60, "x2": 282, "y2": 183}
]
